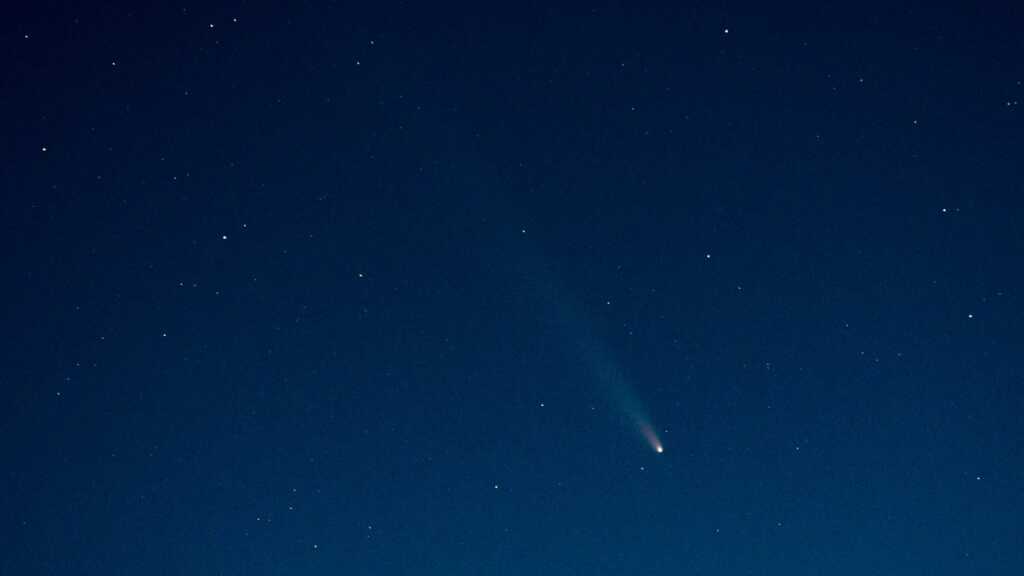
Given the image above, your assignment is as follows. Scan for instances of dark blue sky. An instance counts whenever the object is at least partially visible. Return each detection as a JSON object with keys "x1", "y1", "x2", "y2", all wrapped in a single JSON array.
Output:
[{"x1": 3, "y1": 2, "x2": 1023, "y2": 573}]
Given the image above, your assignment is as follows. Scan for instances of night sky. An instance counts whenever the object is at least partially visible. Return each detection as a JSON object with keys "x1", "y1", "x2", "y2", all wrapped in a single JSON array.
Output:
[{"x1": 3, "y1": 2, "x2": 1024, "y2": 574}]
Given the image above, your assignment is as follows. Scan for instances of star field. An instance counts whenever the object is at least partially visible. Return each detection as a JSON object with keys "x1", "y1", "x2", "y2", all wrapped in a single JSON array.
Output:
[{"x1": 2, "y1": 2, "x2": 1023, "y2": 574}]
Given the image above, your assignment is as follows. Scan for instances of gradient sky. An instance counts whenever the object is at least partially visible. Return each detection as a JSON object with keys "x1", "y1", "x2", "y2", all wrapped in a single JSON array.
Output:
[{"x1": 3, "y1": 2, "x2": 1023, "y2": 574}]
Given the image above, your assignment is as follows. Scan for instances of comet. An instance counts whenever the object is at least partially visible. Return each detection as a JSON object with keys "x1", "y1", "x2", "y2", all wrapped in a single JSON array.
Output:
[
  {"x1": 506, "y1": 238, "x2": 665, "y2": 455},
  {"x1": 590, "y1": 354, "x2": 664, "y2": 454},
  {"x1": 637, "y1": 414, "x2": 664, "y2": 454}
]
